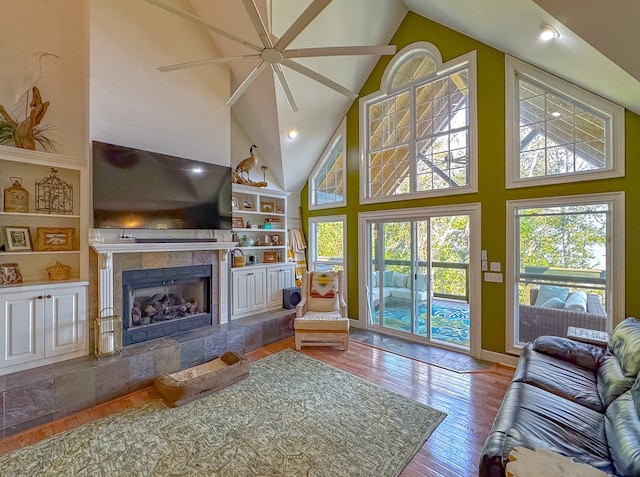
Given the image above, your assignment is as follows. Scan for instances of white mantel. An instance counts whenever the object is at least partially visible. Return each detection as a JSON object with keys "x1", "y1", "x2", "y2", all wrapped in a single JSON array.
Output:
[
  {"x1": 92, "y1": 241, "x2": 235, "y2": 326},
  {"x1": 91, "y1": 241, "x2": 238, "y2": 254}
]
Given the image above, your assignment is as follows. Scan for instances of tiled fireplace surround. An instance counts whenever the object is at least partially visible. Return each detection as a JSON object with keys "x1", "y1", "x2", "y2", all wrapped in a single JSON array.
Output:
[{"x1": 0, "y1": 248, "x2": 295, "y2": 438}]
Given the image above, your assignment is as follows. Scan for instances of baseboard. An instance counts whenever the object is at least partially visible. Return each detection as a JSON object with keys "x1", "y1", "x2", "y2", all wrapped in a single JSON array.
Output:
[{"x1": 480, "y1": 349, "x2": 518, "y2": 367}]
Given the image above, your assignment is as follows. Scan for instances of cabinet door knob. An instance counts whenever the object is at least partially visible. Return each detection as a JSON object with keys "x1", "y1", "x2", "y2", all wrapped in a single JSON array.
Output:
[
  {"x1": 37, "y1": 295, "x2": 44, "y2": 300},
  {"x1": 46, "y1": 295, "x2": 52, "y2": 299}
]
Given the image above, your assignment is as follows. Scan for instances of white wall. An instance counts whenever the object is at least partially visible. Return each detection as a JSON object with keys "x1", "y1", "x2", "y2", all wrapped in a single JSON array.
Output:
[
  {"x1": 90, "y1": 0, "x2": 231, "y2": 166},
  {"x1": 0, "y1": 0, "x2": 89, "y2": 159}
]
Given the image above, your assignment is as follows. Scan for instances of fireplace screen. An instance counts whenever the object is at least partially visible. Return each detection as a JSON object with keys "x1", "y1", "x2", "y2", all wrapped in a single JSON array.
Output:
[{"x1": 122, "y1": 265, "x2": 212, "y2": 345}]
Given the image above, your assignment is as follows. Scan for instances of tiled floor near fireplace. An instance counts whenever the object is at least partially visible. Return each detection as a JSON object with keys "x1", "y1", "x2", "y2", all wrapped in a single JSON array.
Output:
[{"x1": 0, "y1": 309, "x2": 295, "y2": 439}]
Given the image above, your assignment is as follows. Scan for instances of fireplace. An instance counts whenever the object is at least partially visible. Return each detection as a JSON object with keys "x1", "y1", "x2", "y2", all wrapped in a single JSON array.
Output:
[{"x1": 122, "y1": 264, "x2": 212, "y2": 345}]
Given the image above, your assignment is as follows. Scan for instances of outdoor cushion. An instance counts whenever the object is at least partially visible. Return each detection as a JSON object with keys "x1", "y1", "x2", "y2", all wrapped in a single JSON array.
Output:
[
  {"x1": 416, "y1": 273, "x2": 428, "y2": 292},
  {"x1": 389, "y1": 287, "x2": 428, "y2": 302},
  {"x1": 383, "y1": 270, "x2": 395, "y2": 287},
  {"x1": 540, "y1": 297, "x2": 565, "y2": 309},
  {"x1": 393, "y1": 272, "x2": 408, "y2": 288},
  {"x1": 565, "y1": 291, "x2": 588, "y2": 312},
  {"x1": 534, "y1": 285, "x2": 570, "y2": 307}
]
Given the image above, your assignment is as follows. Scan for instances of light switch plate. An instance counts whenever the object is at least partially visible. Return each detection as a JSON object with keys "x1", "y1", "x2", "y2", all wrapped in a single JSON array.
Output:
[
  {"x1": 481, "y1": 250, "x2": 488, "y2": 260},
  {"x1": 484, "y1": 272, "x2": 503, "y2": 283},
  {"x1": 481, "y1": 260, "x2": 488, "y2": 271},
  {"x1": 490, "y1": 261, "x2": 501, "y2": 272}
]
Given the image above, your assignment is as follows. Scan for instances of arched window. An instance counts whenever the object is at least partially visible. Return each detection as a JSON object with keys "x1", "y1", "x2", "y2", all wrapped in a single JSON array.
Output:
[{"x1": 359, "y1": 42, "x2": 477, "y2": 203}]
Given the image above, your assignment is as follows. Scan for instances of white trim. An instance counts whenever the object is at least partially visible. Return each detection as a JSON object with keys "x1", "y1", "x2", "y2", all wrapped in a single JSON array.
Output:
[
  {"x1": 357, "y1": 203, "x2": 482, "y2": 357},
  {"x1": 505, "y1": 192, "x2": 625, "y2": 354},
  {"x1": 505, "y1": 55, "x2": 625, "y2": 189},
  {"x1": 359, "y1": 48, "x2": 478, "y2": 205},
  {"x1": 381, "y1": 41, "x2": 443, "y2": 94},
  {"x1": 480, "y1": 349, "x2": 519, "y2": 368},
  {"x1": 308, "y1": 117, "x2": 347, "y2": 210}
]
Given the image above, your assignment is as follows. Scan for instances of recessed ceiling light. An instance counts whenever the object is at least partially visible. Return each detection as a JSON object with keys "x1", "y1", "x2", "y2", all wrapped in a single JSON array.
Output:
[
  {"x1": 192, "y1": 167, "x2": 203, "y2": 174},
  {"x1": 539, "y1": 24, "x2": 560, "y2": 41},
  {"x1": 551, "y1": 111, "x2": 561, "y2": 117},
  {"x1": 287, "y1": 128, "x2": 299, "y2": 140}
]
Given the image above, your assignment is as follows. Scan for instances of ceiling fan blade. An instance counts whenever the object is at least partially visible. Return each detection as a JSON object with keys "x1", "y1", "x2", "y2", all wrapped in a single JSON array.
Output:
[
  {"x1": 158, "y1": 55, "x2": 261, "y2": 72},
  {"x1": 274, "y1": 0, "x2": 332, "y2": 51},
  {"x1": 281, "y1": 58, "x2": 358, "y2": 100},
  {"x1": 227, "y1": 61, "x2": 268, "y2": 107},
  {"x1": 241, "y1": 0, "x2": 273, "y2": 49},
  {"x1": 144, "y1": 0, "x2": 262, "y2": 53},
  {"x1": 284, "y1": 45, "x2": 397, "y2": 59},
  {"x1": 271, "y1": 64, "x2": 298, "y2": 112}
]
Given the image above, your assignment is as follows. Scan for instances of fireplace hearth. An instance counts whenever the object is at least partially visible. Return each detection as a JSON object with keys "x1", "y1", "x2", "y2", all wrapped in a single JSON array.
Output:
[{"x1": 122, "y1": 264, "x2": 212, "y2": 345}]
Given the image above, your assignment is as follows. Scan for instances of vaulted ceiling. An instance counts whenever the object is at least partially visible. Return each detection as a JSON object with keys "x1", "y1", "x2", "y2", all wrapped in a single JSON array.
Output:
[{"x1": 141, "y1": 0, "x2": 640, "y2": 194}]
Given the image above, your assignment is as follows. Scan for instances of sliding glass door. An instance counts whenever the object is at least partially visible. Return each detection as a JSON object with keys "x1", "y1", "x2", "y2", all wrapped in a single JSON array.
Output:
[{"x1": 364, "y1": 208, "x2": 474, "y2": 351}]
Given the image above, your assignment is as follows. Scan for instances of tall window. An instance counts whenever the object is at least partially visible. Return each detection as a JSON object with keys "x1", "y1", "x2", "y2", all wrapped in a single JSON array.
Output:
[
  {"x1": 359, "y1": 42, "x2": 477, "y2": 203},
  {"x1": 308, "y1": 215, "x2": 347, "y2": 301},
  {"x1": 506, "y1": 193, "x2": 625, "y2": 353},
  {"x1": 309, "y1": 118, "x2": 346, "y2": 209},
  {"x1": 505, "y1": 56, "x2": 625, "y2": 188}
]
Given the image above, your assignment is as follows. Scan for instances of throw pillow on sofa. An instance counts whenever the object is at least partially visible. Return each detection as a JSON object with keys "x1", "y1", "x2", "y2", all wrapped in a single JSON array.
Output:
[{"x1": 534, "y1": 285, "x2": 570, "y2": 307}]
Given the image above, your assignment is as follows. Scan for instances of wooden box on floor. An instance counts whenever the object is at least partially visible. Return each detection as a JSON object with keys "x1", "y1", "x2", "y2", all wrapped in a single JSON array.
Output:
[{"x1": 154, "y1": 351, "x2": 250, "y2": 407}]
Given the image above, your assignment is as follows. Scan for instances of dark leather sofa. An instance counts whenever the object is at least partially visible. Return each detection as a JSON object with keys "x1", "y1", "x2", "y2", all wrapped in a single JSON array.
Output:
[{"x1": 479, "y1": 317, "x2": 640, "y2": 476}]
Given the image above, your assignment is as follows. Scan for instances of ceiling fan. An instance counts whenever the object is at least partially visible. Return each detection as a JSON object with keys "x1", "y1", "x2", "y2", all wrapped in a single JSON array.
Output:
[{"x1": 145, "y1": 0, "x2": 396, "y2": 112}]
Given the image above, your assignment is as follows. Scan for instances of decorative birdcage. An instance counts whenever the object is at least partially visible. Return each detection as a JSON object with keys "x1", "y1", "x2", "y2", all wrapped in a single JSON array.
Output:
[{"x1": 35, "y1": 168, "x2": 73, "y2": 215}]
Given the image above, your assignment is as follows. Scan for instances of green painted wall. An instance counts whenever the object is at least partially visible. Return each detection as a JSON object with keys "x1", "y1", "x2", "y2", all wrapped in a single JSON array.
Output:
[{"x1": 301, "y1": 12, "x2": 640, "y2": 354}]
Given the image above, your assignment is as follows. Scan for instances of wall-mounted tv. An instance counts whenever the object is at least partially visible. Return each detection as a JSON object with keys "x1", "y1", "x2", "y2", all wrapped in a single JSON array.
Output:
[{"x1": 92, "y1": 141, "x2": 232, "y2": 230}]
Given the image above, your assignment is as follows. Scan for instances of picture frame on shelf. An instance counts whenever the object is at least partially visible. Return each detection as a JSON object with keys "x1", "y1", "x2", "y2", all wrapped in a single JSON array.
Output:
[
  {"x1": 231, "y1": 196, "x2": 239, "y2": 210},
  {"x1": 232, "y1": 216, "x2": 244, "y2": 229},
  {"x1": 34, "y1": 227, "x2": 75, "y2": 251},
  {"x1": 268, "y1": 234, "x2": 280, "y2": 245},
  {"x1": 275, "y1": 204, "x2": 283, "y2": 214},
  {"x1": 242, "y1": 197, "x2": 255, "y2": 210},
  {"x1": 2, "y1": 226, "x2": 32, "y2": 252},
  {"x1": 261, "y1": 201, "x2": 275, "y2": 213},
  {"x1": 263, "y1": 251, "x2": 277, "y2": 263},
  {"x1": 0, "y1": 262, "x2": 23, "y2": 285}
]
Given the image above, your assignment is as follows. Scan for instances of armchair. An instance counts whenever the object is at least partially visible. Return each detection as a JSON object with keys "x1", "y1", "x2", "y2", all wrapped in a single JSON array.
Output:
[{"x1": 294, "y1": 270, "x2": 349, "y2": 350}]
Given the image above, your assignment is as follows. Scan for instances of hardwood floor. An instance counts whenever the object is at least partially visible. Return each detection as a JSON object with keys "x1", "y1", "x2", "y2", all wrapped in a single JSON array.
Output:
[{"x1": 0, "y1": 338, "x2": 514, "y2": 476}]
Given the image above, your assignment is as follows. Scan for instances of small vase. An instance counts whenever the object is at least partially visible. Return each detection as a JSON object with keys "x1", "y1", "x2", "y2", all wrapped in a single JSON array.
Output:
[{"x1": 4, "y1": 177, "x2": 29, "y2": 213}]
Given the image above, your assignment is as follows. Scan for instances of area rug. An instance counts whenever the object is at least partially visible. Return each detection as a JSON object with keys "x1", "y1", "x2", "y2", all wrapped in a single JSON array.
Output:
[
  {"x1": 382, "y1": 304, "x2": 470, "y2": 346},
  {"x1": 0, "y1": 350, "x2": 446, "y2": 476}
]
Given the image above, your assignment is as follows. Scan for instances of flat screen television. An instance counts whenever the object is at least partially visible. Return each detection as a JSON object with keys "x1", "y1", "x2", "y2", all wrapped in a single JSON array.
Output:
[{"x1": 92, "y1": 141, "x2": 232, "y2": 230}]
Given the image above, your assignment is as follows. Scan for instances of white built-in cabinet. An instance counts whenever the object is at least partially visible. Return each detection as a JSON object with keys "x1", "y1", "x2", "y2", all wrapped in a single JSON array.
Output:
[
  {"x1": 0, "y1": 145, "x2": 89, "y2": 375},
  {"x1": 231, "y1": 263, "x2": 295, "y2": 318},
  {"x1": 0, "y1": 282, "x2": 87, "y2": 373},
  {"x1": 267, "y1": 265, "x2": 295, "y2": 308}
]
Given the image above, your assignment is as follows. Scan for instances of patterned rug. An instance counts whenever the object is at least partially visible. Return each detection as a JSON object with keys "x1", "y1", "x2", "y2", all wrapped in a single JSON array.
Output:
[
  {"x1": 0, "y1": 350, "x2": 446, "y2": 476},
  {"x1": 382, "y1": 304, "x2": 470, "y2": 346}
]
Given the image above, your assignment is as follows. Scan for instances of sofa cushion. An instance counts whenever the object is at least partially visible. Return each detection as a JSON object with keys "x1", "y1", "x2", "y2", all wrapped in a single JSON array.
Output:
[
  {"x1": 534, "y1": 285, "x2": 570, "y2": 307},
  {"x1": 514, "y1": 342, "x2": 604, "y2": 412},
  {"x1": 480, "y1": 382, "x2": 614, "y2": 476},
  {"x1": 565, "y1": 291, "x2": 588, "y2": 312},
  {"x1": 389, "y1": 287, "x2": 427, "y2": 302},
  {"x1": 372, "y1": 271, "x2": 378, "y2": 287},
  {"x1": 383, "y1": 270, "x2": 395, "y2": 287},
  {"x1": 609, "y1": 317, "x2": 640, "y2": 377},
  {"x1": 533, "y1": 335, "x2": 605, "y2": 371},
  {"x1": 605, "y1": 376, "x2": 640, "y2": 476},
  {"x1": 597, "y1": 353, "x2": 637, "y2": 408}
]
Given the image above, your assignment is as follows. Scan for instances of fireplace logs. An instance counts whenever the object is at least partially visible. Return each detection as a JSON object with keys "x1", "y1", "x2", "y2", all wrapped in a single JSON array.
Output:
[{"x1": 131, "y1": 293, "x2": 200, "y2": 326}]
